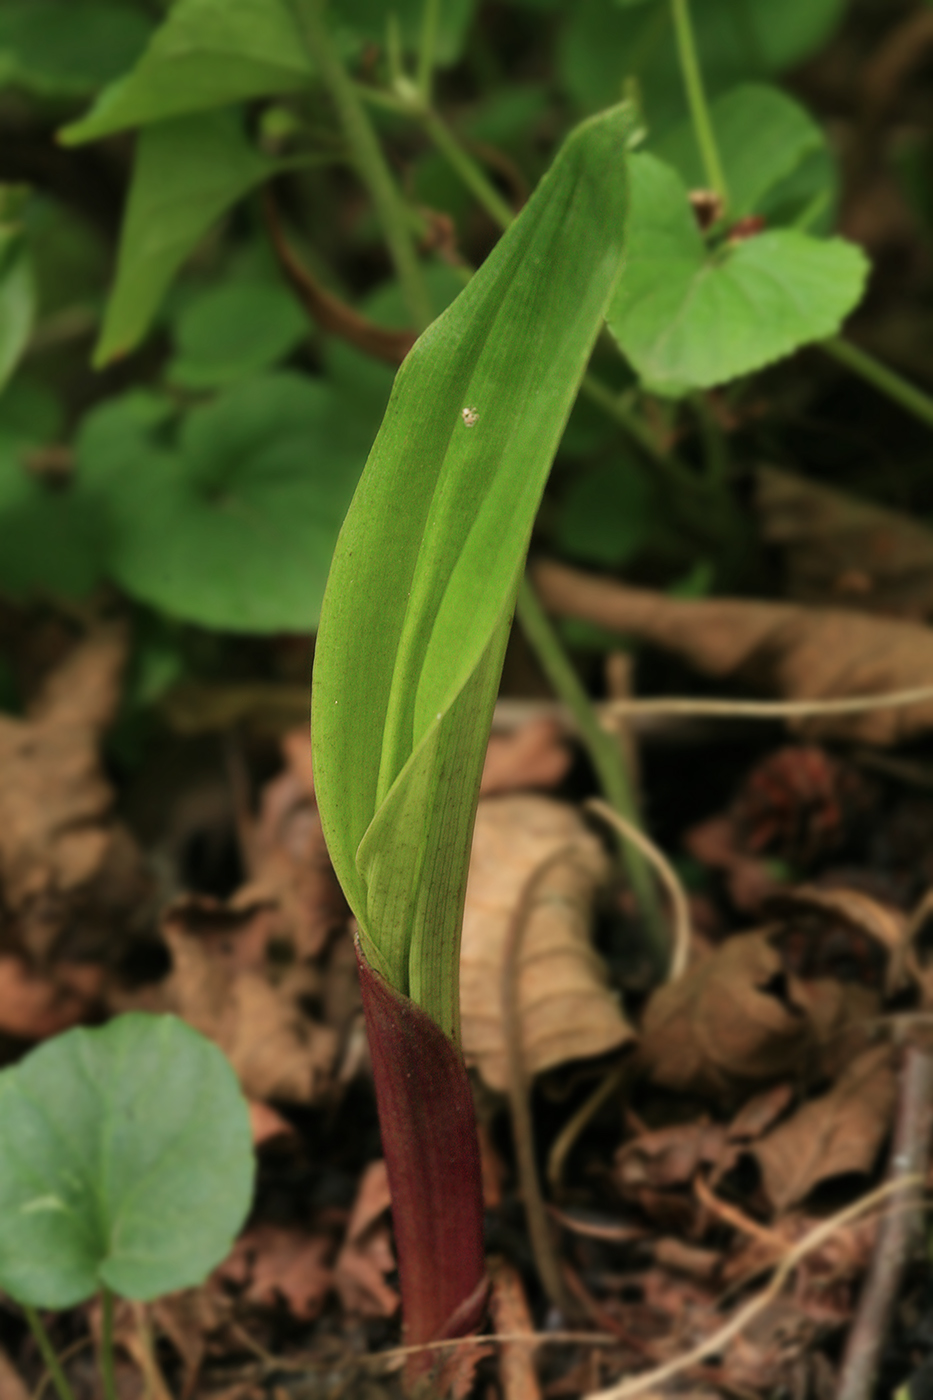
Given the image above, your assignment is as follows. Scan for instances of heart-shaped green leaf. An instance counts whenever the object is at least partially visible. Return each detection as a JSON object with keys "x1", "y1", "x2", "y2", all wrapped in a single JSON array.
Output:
[
  {"x1": 0, "y1": 1013, "x2": 254, "y2": 1308},
  {"x1": 77, "y1": 373, "x2": 371, "y2": 631},
  {"x1": 167, "y1": 280, "x2": 308, "y2": 389},
  {"x1": 312, "y1": 106, "x2": 633, "y2": 1039},
  {"x1": 93, "y1": 111, "x2": 285, "y2": 367},
  {"x1": 653, "y1": 83, "x2": 825, "y2": 219},
  {"x1": 0, "y1": 1, "x2": 152, "y2": 98},
  {"x1": 60, "y1": 0, "x2": 310, "y2": 143},
  {"x1": 607, "y1": 153, "x2": 868, "y2": 396}
]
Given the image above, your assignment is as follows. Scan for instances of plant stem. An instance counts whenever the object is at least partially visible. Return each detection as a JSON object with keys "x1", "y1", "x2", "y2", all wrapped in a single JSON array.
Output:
[
  {"x1": 100, "y1": 1288, "x2": 118, "y2": 1400},
  {"x1": 516, "y1": 577, "x2": 667, "y2": 963},
  {"x1": 294, "y1": 0, "x2": 434, "y2": 330},
  {"x1": 23, "y1": 1307, "x2": 78, "y2": 1400},
  {"x1": 823, "y1": 336, "x2": 933, "y2": 434},
  {"x1": 692, "y1": 391, "x2": 729, "y2": 488},
  {"x1": 417, "y1": 0, "x2": 441, "y2": 104},
  {"x1": 670, "y1": 0, "x2": 728, "y2": 207},
  {"x1": 421, "y1": 108, "x2": 516, "y2": 228}
]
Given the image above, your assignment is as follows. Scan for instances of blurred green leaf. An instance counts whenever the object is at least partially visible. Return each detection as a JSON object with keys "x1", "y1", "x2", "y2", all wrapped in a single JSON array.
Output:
[
  {"x1": 0, "y1": 1, "x2": 152, "y2": 98},
  {"x1": 77, "y1": 373, "x2": 371, "y2": 631},
  {"x1": 607, "y1": 153, "x2": 868, "y2": 396},
  {"x1": 653, "y1": 83, "x2": 825, "y2": 217},
  {"x1": 559, "y1": 0, "x2": 846, "y2": 129},
  {"x1": 556, "y1": 455, "x2": 660, "y2": 566},
  {"x1": 0, "y1": 443, "x2": 104, "y2": 600},
  {"x1": 312, "y1": 107, "x2": 633, "y2": 1037},
  {"x1": 94, "y1": 111, "x2": 284, "y2": 367},
  {"x1": 0, "y1": 1014, "x2": 253, "y2": 1308},
  {"x1": 167, "y1": 280, "x2": 308, "y2": 388},
  {"x1": 0, "y1": 232, "x2": 35, "y2": 392},
  {"x1": 60, "y1": 0, "x2": 310, "y2": 142},
  {"x1": 334, "y1": 0, "x2": 476, "y2": 66}
]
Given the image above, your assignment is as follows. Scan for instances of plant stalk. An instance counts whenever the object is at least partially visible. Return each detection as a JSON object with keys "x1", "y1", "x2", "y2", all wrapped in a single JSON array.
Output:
[
  {"x1": 100, "y1": 1287, "x2": 118, "y2": 1400},
  {"x1": 670, "y1": 0, "x2": 728, "y2": 207},
  {"x1": 417, "y1": 0, "x2": 442, "y2": 104},
  {"x1": 294, "y1": 0, "x2": 434, "y2": 329},
  {"x1": 516, "y1": 577, "x2": 667, "y2": 962},
  {"x1": 23, "y1": 1307, "x2": 78, "y2": 1400},
  {"x1": 823, "y1": 336, "x2": 933, "y2": 434},
  {"x1": 421, "y1": 109, "x2": 516, "y2": 228}
]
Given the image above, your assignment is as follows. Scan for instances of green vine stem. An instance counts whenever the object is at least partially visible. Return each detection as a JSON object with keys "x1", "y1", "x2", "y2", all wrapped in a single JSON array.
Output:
[
  {"x1": 823, "y1": 336, "x2": 933, "y2": 434},
  {"x1": 100, "y1": 1288, "x2": 118, "y2": 1400},
  {"x1": 417, "y1": 0, "x2": 441, "y2": 104},
  {"x1": 294, "y1": 0, "x2": 434, "y2": 330},
  {"x1": 516, "y1": 577, "x2": 668, "y2": 963},
  {"x1": 23, "y1": 1306, "x2": 78, "y2": 1400},
  {"x1": 670, "y1": 0, "x2": 728, "y2": 208}
]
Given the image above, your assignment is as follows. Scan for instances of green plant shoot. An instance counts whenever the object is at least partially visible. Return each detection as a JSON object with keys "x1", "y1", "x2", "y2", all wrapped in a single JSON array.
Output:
[{"x1": 312, "y1": 104, "x2": 634, "y2": 1041}]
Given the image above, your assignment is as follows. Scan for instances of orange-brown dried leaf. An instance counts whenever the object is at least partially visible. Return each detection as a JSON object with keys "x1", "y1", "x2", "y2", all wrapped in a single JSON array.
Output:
[
  {"x1": 160, "y1": 895, "x2": 338, "y2": 1103},
  {"x1": 488, "y1": 1256, "x2": 542, "y2": 1400},
  {"x1": 333, "y1": 1161, "x2": 399, "y2": 1319},
  {"x1": 218, "y1": 1226, "x2": 334, "y2": 1321},
  {"x1": 756, "y1": 464, "x2": 933, "y2": 619},
  {"x1": 532, "y1": 559, "x2": 933, "y2": 745},
  {"x1": 0, "y1": 955, "x2": 103, "y2": 1038},
  {"x1": 615, "y1": 1119, "x2": 730, "y2": 1195},
  {"x1": 480, "y1": 717, "x2": 573, "y2": 796},
  {"x1": 0, "y1": 626, "x2": 148, "y2": 963},
  {"x1": 460, "y1": 795, "x2": 633, "y2": 1091},
  {"x1": 0, "y1": 1348, "x2": 29, "y2": 1400},
  {"x1": 751, "y1": 1043, "x2": 897, "y2": 1211}
]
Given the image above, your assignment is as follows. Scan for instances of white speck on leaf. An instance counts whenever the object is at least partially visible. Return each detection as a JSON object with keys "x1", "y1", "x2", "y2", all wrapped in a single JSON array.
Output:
[{"x1": 461, "y1": 406, "x2": 479, "y2": 427}]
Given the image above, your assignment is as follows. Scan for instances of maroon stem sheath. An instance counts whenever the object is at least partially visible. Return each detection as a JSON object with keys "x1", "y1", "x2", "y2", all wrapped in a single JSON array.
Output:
[{"x1": 356, "y1": 943, "x2": 488, "y2": 1383}]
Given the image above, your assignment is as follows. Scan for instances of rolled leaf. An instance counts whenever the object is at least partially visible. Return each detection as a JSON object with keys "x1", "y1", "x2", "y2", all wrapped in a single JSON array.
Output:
[{"x1": 312, "y1": 105, "x2": 634, "y2": 1041}]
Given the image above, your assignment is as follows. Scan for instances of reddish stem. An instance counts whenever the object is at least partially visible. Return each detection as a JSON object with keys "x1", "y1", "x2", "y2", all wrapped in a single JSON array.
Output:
[{"x1": 356, "y1": 943, "x2": 488, "y2": 1387}]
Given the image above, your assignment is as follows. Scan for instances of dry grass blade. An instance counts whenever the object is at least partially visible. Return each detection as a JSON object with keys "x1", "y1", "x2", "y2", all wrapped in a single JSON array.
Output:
[
  {"x1": 606, "y1": 688, "x2": 933, "y2": 720},
  {"x1": 581, "y1": 1177, "x2": 920, "y2": 1400},
  {"x1": 585, "y1": 799, "x2": 691, "y2": 979}
]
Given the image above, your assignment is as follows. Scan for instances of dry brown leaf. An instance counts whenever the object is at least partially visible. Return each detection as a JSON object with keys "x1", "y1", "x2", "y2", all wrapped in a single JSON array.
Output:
[
  {"x1": 0, "y1": 955, "x2": 103, "y2": 1038},
  {"x1": 756, "y1": 464, "x2": 933, "y2": 619},
  {"x1": 460, "y1": 795, "x2": 633, "y2": 1091},
  {"x1": 160, "y1": 896, "x2": 338, "y2": 1103},
  {"x1": 531, "y1": 559, "x2": 933, "y2": 745},
  {"x1": 0, "y1": 626, "x2": 149, "y2": 962},
  {"x1": 652, "y1": 1238, "x2": 720, "y2": 1282},
  {"x1": 218, "y1": 1225, "x2": 333, "y2": 1320},
  {"x1": 751, "y1": 1043, "x2": 897, "y2": 1211},
  {"x1": 0, "y1": 1348, "x2": 29, "y2": 1400},
  {"x1": 481, "y1": 717, "x2": 573, "y2": 795},
  {"x1": 247, "y1": 1100, "x2": 295, "y2": 1147},
  {"x1": 615, "y1": 1120, "x2": 730, "y2": 1196},
  {"x1": 488, "y1": 1256, "x2": 542, "y2": 1400},
  {"x1": 768, "y1": 884, "x2": 907, "y2": 995},
  {"x1": 334, "y1": 1161, "x2": 398, "y2": 1319},
  {"x1": 637, "y1": 928, "x2": 882, "y2": 1098}
]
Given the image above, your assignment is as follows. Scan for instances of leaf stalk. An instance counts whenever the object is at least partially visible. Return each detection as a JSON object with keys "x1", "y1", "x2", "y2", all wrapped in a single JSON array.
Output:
[
  {"x1": 670, "y1": 0, "x2": 729, "y2": 208},
  {"x1": 823, "y1": 336, "x2": 933, "y2": 434},
  {"x1": 23, "y1": 1307, "x2": 78, "y2": 1400}
]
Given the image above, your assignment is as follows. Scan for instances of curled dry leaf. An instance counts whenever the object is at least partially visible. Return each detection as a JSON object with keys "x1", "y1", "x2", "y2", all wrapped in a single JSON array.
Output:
[
  {"x1": 334, "y1": 1159, "x2": 399, "y2": 1319},
  {"x1": 751, "y1": 1043, "x2": 898, "y2": 1212},
  {"x1": 637, "y1": 926, "x2": 883, "y2": 1099},
  {"x1": 531, "y1": 559, "x2": 933, "y2": 745},
  {"x1": 217, "y1": 1225, "x2": 333, "y2": 1321},
  {"x1": 0, "y1": 626, "x2": 149, "y2": 963},
  {"x1": 480, "y1": 717, "x2": 573, "y2": 796},
  {"x1": 767, "y1": 884, "x2": 907, "y2": 996},
  {"x1": 459, "y1": 795, "x2": 633, "y2": 1091},
  {"x1": 615, "y1": 1120, "x2": 730, "y2": 1196},
  {"x1": 158, "y1": 895, "x2": 338, "y2": 1103},
  {"x1": 755, "y1": 464, "x2": 933, "y2": 619}
]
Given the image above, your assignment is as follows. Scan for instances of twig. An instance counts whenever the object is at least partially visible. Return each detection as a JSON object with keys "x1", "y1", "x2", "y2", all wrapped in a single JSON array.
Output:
[
  {"x1": 581, "y1": 1177, "x2": 920, "y2": 1400},
  {"x1": 694, "y1": 1174, "x2": 788, "y2": 1256},
  {"x1": 835, "y1": 1045, "x2": 933, "y2": 1400},
  {"x1": 585, "y1": 799, "x2": 691, "y2": 980},
  {"x1": 606, "y1": 685, "x2": 933, "y2": 720},
  {"x1": 502, "y1": 846, "x2": 582, "y2": 1317},
  {"x1": 547, "y1": 1062, "x2": 631, "y2": 1196}
]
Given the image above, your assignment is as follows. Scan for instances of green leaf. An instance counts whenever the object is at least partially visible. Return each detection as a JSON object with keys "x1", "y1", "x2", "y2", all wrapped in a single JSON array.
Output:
[
  {"x1": 559, "y1": 0, "x2": 846, "y2": 128},
  {"x1": 78, "y1": 373, "x2": 370, "y2": 631},
  {"x1": 311, "y1": 106, "x2": 633, "y2": 1040},
  {"x1": 0, "y1": 1013, "x2": 253, "y2": 1308},
  {"x1": 607, "y1": 153, "x2": 869, "y2": 396},
  {"x1": 0, "y1": 2, "x2": 152, "y2": 98},
  {"x1": 556, "y1": 455, "x2": 661, "y2": 566},
  {"x1": 334, "y1": 0, "x2": 476, "y2": 66},
  {"x1": 167, "y1": 279, "x2": 308, "y2": 388},
  {"x1": 60, "y1": 0, "x2": 310, "y2": 143},
  {"x1": 0, "y1": 439, "x2": 104, "y2": 600},
  {"x1": 653, "y1": 83, "x2": 825, "y2": 218},
  {"x1": 94, "y1": 111, "x2": 284, "y2": 367},
  {"x1": 0, "y1": 232, "x2": 35, "y2": 392}
]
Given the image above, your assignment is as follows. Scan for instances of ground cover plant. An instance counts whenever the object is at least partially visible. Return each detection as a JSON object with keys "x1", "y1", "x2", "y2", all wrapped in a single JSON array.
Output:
[{"x1": 6, "y1": 1, "x2": 933, "y2": 1397}]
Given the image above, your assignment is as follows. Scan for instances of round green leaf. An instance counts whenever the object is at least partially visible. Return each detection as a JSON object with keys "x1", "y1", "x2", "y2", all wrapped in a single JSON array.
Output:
[
  {"x1": 0, "y1": 1013, "x2": 254, "y2": 1308},
  {"x1": 167, "y1": 280, "x2": 308, "y2": 389},
  {"x1": 77, "y1": 373, "x2": 371, "y2": 632},
  {"x1": 0, "y1": 1, "x2": 152, "y2": 98},
  {"x1": 607, "y1": 154, "x2": 869, "y2": 396}
]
